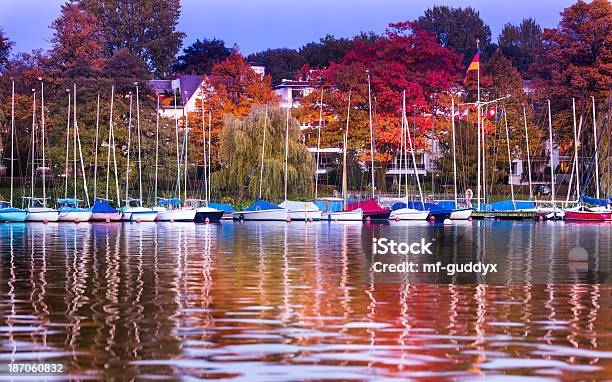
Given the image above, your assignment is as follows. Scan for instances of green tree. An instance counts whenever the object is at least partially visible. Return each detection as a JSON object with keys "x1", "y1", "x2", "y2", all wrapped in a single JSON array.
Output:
[
  {"x1": 103, "y1": 48, "x2": 151, "y2": 95},
  {"x1": 498, "y1": 18, "x2": 542, "y2": 75},
  {"x1": 247, "y1": 48, "x2": 305, "y2": 85},
  {"x1": 213, "y1": 106, "x2": 315, "y2": 200},
  {"x1": 417, "y1": 5, "x2": 496, "y2": 64},
  {"x1": 79, "y1": 0, "x2": 185, "y2": 76},
  {"x1": 299, "y1": 34, "x2": 355, "y2": 69},
  {"x1": 0, "y1": 28, "x2": 14, "y2": 73},
  {"x1": 174, "y1": 38, "x2": 231, "y2": 74}
]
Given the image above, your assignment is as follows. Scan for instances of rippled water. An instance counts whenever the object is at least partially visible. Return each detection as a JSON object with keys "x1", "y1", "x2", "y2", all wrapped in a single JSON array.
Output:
[{"x1": 1, "y1": 221, "x2": 612, "y2": 380}]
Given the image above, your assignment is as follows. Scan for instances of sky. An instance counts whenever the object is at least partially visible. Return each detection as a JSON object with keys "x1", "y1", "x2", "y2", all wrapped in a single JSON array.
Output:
[{"x1": 0, "y1": 0, "x2": 576, "y2": 56}]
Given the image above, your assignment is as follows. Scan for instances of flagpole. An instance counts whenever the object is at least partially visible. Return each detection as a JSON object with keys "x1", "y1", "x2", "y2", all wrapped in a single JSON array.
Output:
[
  {"x1": 503, "y1": 108, "x2": 515, "y2": 209},
  {"x1": 476, "y1": 39, "x2": 481, "y2": 211},
  {"x1": 547, "y1": 100, "x2": 555, "y2": 209}
]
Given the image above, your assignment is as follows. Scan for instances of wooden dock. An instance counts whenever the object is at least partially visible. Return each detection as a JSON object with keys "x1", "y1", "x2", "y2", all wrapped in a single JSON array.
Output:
[{"x1": 471, "y1": 210, "x2": 538, "y2": 220}]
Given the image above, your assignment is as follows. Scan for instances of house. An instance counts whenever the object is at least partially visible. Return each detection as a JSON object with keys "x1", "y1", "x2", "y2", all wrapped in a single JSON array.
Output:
[
  {"x1": 274, "y1": 79, "x2": 316, "y2": 109},
  {"x1": 149, "y1": 75, "x2": 206, "y2": 119}
]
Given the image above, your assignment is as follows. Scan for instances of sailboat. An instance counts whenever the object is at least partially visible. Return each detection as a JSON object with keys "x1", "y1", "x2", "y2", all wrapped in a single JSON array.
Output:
[
  {"x1": 233, "y1": 106, "x2": 288, "y2": 221},
  {"x1": 25, "y1": 81, "x2": 60, "y2": 222},
  {"x1": 121, "y1": 84, "x2": 158, "y2": 222},
  {"x1": 321, "y1": 90, "x2": 363, "y2": 221},
  {"x1": 187, "y1": 98, "x2": 223, "y2": 223},
  {"x1": 91, "y1": 86, "x2": 123, "y2": 221},
  {"x1": 564, "y1": 97, "x2": 611, "y2": 221},
  {"x1": 389, "y1": 91, "x2": 430, "y2": 221},
  {"x1": 58, "y1": 84, "x2": 92, "y2": 222},
  {"x1": 153, "y1": 93, "x2": 196, "y2": 222},
  {"x1": 279, "y1": 108, "x2": 322, "y2": 221},
  {"x1": 0, "y1": 79, "x2": 28, "y2": 222}
]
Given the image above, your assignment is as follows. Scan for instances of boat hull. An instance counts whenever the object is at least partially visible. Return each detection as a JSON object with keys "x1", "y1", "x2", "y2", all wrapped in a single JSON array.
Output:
[
  {"x1": 287, "y1": 209, "x2": 322, "y2": 221},
  {"x1": 564, "y1": 210, "x2": 612, "y2": 221},
  {"x1": 156, "y1": 209, "x2": 197, "y2": 222},
  {"x1": 91, "y1": 212, "x2": 123, "y2": 221},
  {"x1": 363, "y1": 211, "x2": 391, "y2": 221},
  {"x1": 58, "y1": 211, "x2": 93, "y2": 222},
  {"x1": 25, "y1": 208, "x2": 60, "y2": 222},
  {"x1": 389, "y1": 208, "x2": 430, "y2": 220},
  {"x1": 322, "y1": 209, "x2": 363, "y2": 221},
  {"x1": 194, "y1": 209, "x2": 224, "y2": 223},
  {"x1": 450, "y1": 208, "x2": 473, "y2": 220},
  {"x1": 0, "y1": 209, "x2": 28, "y2": 222},
  {"x1": 122, "y1": 207, "x2": 158, "y2": 222},
  {"x1": 232, "y1": 209, "x2": 288, "y2": 221}
]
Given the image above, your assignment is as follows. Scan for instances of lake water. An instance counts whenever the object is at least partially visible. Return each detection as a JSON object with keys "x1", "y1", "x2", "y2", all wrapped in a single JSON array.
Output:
[{"x1": 1, "y1": 220, "x2": 612, "y2": 380}]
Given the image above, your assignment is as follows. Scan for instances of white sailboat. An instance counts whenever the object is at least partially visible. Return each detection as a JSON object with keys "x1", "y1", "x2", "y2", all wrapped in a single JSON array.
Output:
[
  {"x1": 280, "y1": 107, "x2": 321, "y2": 221},
  {"x1": 91, "y1": 86, "x2": 123, "y2": 221},
  {"x1": 153, "y1": 93, "x2": 196, "y2": 222},
  {"x1": 389, "y1": 91, "x2": 429, "y2": 221},
  {"x1": 25, "y1": 81, "x2": 59, "y2": 222},
  {"x1": 58, "y1": 84, "x2": 92, "y2": 222},
  {"x1": 233, "y1": 106, "x2": 288, "y2": 221},
  {"x1": 121, "y1": 84, "x2": 158, "y2": 222},
  {"x1": 321, "y1": 91, "x2": 363, "y2": 221},
  {"x1": 0, "y1": 79, "x2": 28, "y2": 222}
]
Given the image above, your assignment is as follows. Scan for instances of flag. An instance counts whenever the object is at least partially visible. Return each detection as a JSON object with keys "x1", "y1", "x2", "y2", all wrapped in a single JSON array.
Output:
[
  {"x1": 494, "y1": 108, "x2": 504, "y2": 122},
  {"x1": 485, "y1": 105, "x2": 497, "y2": 119},
  {"x1": 459, "y1": 109, "x2": 469, "y2": 120},
  {"x1": 452, "y1": 108, "x2": 460, "y2": 119},
  {"x1": 464, "y1": 49, "x2": 480, "y2": 81}
]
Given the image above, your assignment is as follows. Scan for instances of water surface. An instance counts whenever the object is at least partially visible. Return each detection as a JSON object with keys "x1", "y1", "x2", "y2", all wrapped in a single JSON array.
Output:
[{"x1": 1, "y1": 221, "x2": 612, "y2": 380}]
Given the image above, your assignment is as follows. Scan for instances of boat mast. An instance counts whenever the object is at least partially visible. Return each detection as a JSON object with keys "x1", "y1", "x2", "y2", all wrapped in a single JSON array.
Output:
[
  {"x1": 403, "y1": 91, "x2": 408, "y2": 201},
  {"x1": 476, "y1": 39, "x2": 481, "y2": 211},
  {"x1": 29, "y1": 89, "x2": 35, "y2": 207},
  {"x1": 64, "y1": 91, "x2": 71, "y2": 199},
  {"x1": 592, "y1": 96, "x2": 600, "y2": 199},
  {"x1": 73, "y1": 84, "x2": 78, "y2": 201},
  {"x1": 342, "y1": 90, "x2": 351, "y2": 207},
  {"x1": 135, "y1": 83, "x2": 143, "y2": 207},
  {"x1": 106, "y1": 87, "x2": 113, "y2": 201},
  {"x1": 404, "y1": 92, "x2": 424, "y2": 207},
  {"x1": 315, "y1": 88, "x2": 323, "y2": 199},
  {"x1": 93, "y1": 93, "x2": 100, "y2": 201},
  {"x1": 451, "y1": 97, "x2": 458, "y2": 206},
  {"x1": 397, "y1": 97, "x2": 404, "y2": 199},
  {"x1": 10, "y1": 79, "x2": 15, "y2": 206},
  {"x1": 200, "y1": 93, "x2": 207, "y2": 203},
  {"x1": 572, "y1": 98, "x2": 580, "y2": 199},
  {"x1": 523, "y1": 107, "x2": 533, "y2": 200},
  {"x1": 259, "y1": 105, "x2": 267, "y2": 199},
  {"x1": 503, "y1": 108, "x2": 515, "y2": 208},
  {"x1": 547, "y1": 100, "x2": 556, "y2": 208},
  {"x1": 208, "y1": 111, "x2": 212, "y2": 203},
  {"x1": 155, "y1": 95, "x2": 160, "y2": 203},
  {"x1": 74, "y1": 84, "x2": 90, "y2": 207},
  {"x1": 124, "y1": 92, "x2": 133, "y2": 206},
  {"x1": 40, "y1": 81, "x2": 47, "y2": 207},
  {"x1": 367, "y1": 70, "x2": 375, "y2": 198},
  {"x1": 284, "y1": 107, "x2": 290, "y2": 201},
  {"x1": 183, "y1": 90, "x2": 188, "y2": 202},
  {"x1": 174, "y1": 88, "x2": 181, "y2": 200}
]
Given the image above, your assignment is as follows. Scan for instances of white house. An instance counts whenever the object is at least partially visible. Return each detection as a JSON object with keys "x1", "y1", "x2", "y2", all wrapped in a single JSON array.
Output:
[
  {"x1": 274, "y1": 79, "x2": 316, "y2": 109},
  {"x1": 149, "y1": 75, "x2": 206, "y2": 119}
]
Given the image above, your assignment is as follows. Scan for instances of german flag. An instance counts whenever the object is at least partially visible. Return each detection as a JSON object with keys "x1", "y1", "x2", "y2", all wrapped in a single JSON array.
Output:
[{"x1": 464, "y1": 49, "x2": 480, "y2": 81}]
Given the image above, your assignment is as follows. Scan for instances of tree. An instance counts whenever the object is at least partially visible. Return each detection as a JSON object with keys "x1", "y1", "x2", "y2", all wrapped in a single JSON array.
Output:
[
  {"x1": 0, "y1": 28, "x2": 13, "y2": 73},
  {"x1": 79, "y1": 0, "x2": 185, "y2": 76},
  {"x1": 297, "y1": 22, "x2": 461, "y2": 191},
  {"x1": 417, "y1": 6, "x2": 496, "y2": 64},
  {"x1": 44, "y1": 2, "x2": 105, "y2": 79},
  {"x1": 213, "y1": 106, "x2": 315, "y2": 200},
  {"x1": 247, "y1": 48, "x2": 304, "y2": 85},
  {"x1": 498, "y1": 18, "x2": 542, "y2": 75},
  {"x1": 174, "y1": 38, "x2": 231, "y2": 74},
  {"x1": 299, "y1": 35, "x2": 355, "y2": 69},
  {"x1": 103, "y1": 48, "x2": 151, "y2": 95}
]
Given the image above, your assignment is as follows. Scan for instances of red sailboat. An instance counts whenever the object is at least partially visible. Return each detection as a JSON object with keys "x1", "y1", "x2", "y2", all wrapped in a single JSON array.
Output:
[
  {"x1": 564, "y1": 206, "x2": 612, "y2": 221},
  {"x1": 345, "y1": 199, "x2": 391, "y2": 221}
]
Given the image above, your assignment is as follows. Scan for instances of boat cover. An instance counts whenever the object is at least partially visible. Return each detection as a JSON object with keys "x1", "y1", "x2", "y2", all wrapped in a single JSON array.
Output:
[
  {"x1": 279, "y1": 200, "x2": 320, "y2": 211},
  {"x1": 314, "y1": 199, "x2": 346, "y2": 212},
  {"x1": 159, "y1": 198, "x2": 182, "y2": 207},
  {"x1": 244, "y1": 199, "x2": 283, "y2": 211},
  {"x1": 208, "y1": 203, "x2": 236, "y2": 212},
  {"x1": 478, "y1": 200, "x2": 536, "y2": 211},
  {"x1": 345, "y1": 199, "x2": 390, "y2": 213},
  {"x1": 580, "y1": 195, "x2": 608, "y2": 207},
  {"x1": 92, "y1": 199, "x2": 118, "y2": 213}
]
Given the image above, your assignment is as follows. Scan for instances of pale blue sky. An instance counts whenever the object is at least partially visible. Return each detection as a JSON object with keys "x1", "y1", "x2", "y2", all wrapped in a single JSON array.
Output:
[{"x1": 0, "y1": 0, "x2": 576, "y2": 56}]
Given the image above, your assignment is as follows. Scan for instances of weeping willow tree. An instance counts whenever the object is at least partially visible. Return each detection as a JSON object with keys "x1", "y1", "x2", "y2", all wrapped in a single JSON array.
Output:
[{"x1": 213, "y1": 106, "x2": 315, "y2": 200}]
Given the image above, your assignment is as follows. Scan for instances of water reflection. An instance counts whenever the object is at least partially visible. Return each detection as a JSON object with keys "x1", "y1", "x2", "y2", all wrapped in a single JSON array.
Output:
[{"x1": 0, "y1": 221, "x2": 611, "y2": 380}]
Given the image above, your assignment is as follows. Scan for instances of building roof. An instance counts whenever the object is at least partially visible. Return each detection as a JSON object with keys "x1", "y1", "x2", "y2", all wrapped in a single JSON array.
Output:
[{"x1": 274, "y1": 79, "x2": 317, "y2": 89}]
